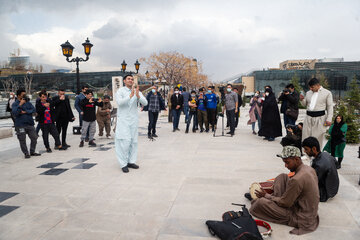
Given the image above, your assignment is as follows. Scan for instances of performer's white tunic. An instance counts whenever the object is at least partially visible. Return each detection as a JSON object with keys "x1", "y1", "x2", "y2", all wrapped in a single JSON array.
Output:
[
  {"x1": 115, "y1": 87, "x2": 147, "y2": 167},
  {"x1": 301, "y1": 87, "x2": 333, "y2": 149}
]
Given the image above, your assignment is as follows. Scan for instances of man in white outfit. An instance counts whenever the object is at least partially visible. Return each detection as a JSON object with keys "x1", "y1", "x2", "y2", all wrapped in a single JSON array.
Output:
[
  {"x1": 115, "y1": 75, "x2": 148, "y2": 173},
  {"x1": 300, "y1": 78, "x2": 333, "y2": 149}
]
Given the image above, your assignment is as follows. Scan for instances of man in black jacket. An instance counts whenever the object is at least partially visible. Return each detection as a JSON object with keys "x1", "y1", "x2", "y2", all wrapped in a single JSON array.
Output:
[
  {"x1": 302, "y1": 137, "x2": 339, "y2": 202},
  {"x1": 278, "y1": 84, "x2": 300, "y2": 130},
  {"x1": 143, "y1": 85, "x2": 166, "y2": 139},
  {"x1": 36, "y1": 91, "x2": 64, "y2": 152},
  {"x1": 79, "y1": 90, "x2": 103, "y2": 147},
  {"x1": 170, "y1": 86, "x2": 184, "y2": 132},
  {"x1": 52, "y1": 89, "x2": 75, "y2": 148}
]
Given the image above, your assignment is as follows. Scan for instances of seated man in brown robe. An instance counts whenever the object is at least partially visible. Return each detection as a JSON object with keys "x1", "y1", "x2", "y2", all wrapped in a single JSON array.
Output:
[{"x1": 249, "y1": 146, "x2": 320, "y2": 235}]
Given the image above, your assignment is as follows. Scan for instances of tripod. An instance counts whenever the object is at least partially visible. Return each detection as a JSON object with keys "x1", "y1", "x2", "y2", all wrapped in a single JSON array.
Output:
[{"x1": 213, "y1": 112, "x2": 227, "y2": 137}]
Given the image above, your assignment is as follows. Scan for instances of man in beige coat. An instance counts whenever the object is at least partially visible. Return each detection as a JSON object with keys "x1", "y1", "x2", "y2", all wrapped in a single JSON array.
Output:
[
  {"x1": 300, "y1": 78, "x2": 333, "y2": 149},
  {"x1": 96, "y1": 95, "x2": 112, "y2": 138}
]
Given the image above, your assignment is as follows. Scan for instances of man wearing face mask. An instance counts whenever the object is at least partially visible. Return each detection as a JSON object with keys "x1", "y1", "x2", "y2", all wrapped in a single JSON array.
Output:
[
  {"x1": 170, "y1": 87, "x2": 184, "y2": 132},
  {"x1": 222, "y1": 84, "x2": 238, "y2": 136},
  {"x1": 185, "y1": 90, "x2": 198, "y2": 133},
  {"x1": 300, "y1": 78, "x2": 333, "y2": 149},
  {"x1": 205, "y1": 86, "x2": 218, "y2": 132},
  {"x1": 143, "y1": 85, "x2": 166, "y2": 139}
]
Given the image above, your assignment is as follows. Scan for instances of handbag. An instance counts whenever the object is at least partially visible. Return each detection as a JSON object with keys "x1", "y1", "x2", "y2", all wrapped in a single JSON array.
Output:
[{"x1": 285, "y1": 108, "x2": 298, "y2": 119}]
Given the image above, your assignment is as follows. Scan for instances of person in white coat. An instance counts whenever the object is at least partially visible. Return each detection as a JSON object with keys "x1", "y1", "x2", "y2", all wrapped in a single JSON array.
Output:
[{"x1": 115, "y1": 74, "x2": 148, "y2": 173}]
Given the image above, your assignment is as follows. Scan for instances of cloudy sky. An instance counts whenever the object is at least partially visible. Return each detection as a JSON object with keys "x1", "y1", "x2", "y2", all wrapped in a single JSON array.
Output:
[{"x1": 0, "y1": 0, "x2": 359, "y2": 81}]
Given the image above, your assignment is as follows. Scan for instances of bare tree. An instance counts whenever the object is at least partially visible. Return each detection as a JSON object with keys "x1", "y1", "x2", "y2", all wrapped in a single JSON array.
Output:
[
  {"x1": 10, "y1": 77, "x2": 19, "y2": 93},
  {"x1": 23, "y1": 72, "x2": 33, "y2": 95},
  {"x1": 1, "y1": 78, "x2": 12, "y2": 97}
]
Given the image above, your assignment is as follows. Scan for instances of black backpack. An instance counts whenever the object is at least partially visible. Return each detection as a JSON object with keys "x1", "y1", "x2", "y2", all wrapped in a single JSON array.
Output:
[{"x1": 206, "y1": 206, "x2": 263, "y2": 240}]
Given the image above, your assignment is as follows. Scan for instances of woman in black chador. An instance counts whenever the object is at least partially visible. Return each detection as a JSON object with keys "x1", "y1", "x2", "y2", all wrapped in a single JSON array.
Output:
[{"x1": 258, "y1": 88, "x2": 282, "y2": 141}]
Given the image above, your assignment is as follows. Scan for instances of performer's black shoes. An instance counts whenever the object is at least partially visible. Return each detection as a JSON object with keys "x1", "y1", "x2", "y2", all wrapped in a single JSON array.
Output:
[
  {"x1": 127, "y1": 163, "x2": 139, "y2": 169},
  {"x1": 122, "y1": 167, "x2": 129, "y2": 173}
]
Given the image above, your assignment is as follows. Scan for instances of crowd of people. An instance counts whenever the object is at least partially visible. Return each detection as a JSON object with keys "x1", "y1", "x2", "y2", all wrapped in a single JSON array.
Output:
[
  {"x1": 3, "y1": 74, "x2": 359, "y2": 235},
  {"x1": 7, "y1": 85, "x2": 114, "y2": 158},
  {"x1": 243, "y1": 77, "x2": 351, "y2": 235}
]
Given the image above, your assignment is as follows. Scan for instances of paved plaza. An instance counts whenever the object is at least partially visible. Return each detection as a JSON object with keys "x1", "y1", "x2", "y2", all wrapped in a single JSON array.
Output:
[{"x1": 0, "y1": 107, "x2": 359, "y2": 240}]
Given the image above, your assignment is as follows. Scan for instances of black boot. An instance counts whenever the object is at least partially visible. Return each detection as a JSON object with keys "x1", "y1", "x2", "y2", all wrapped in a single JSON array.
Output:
[{"x1": 337, "y1": 157, "x2": 343, "y2": 169}]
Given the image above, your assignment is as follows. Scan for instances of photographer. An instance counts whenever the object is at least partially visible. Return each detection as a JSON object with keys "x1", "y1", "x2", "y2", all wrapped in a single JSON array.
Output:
[
  {"x1": 79, "y1": 90, "x2": 103, "y2": 147},
  {"x1": 278, "y1": 84, "x2": 299, "y2": 130},
  {"x1": 12, "y1": 89, "x2": 41, "y2": 158},
  {"x1": 281, "y1": 123, "x2": 303, "y2": 152}
]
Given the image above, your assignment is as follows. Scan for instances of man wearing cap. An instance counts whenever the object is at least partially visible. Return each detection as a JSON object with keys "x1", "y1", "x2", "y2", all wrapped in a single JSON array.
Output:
[
  {"x1": 249, "y1": 146, "x2": 320, "y2": 235},
  {"x1": 96, "y1": 95, "x2": 112, "y2": 138}
]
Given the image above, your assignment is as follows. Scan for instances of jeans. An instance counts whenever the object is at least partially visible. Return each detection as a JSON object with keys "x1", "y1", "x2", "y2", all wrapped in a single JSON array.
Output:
[
  {"x1": 79, "y1": 113, "x2": 89, "y2": 138},
  {"x1": 284, "y1": 114, "x2": 296, "y2": 131},
  {"x1": 226, "y1": 109, "x2": 236, "y2": 134},
  {"x1": 15, "y1": 125, "x2": 38, "y2": 155},
  {"x1": 252, "y1": 111, "x2": 261, "y2": 132},
  {"x1": 186, "y1": 111, "x2": 197, "y2": 132},
  {"x1": 183, "y1": 106, "x2": 189, "y2": 123},
  {"x1": 148, "y1": 111, "x2": 159, "y2": 135},
  {"x1": 81, "y1": 121, "x2": 96, "y2": 141},
  {"x1": 41, "y1": 123, "x2": 61, "y2": 149},
  {"x1": 172, "y1": 109, "x2": 181, "y2": 130}
]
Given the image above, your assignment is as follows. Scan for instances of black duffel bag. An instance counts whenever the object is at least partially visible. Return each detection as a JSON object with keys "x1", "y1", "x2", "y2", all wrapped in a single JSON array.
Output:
[{"x1": 206, "y1": 205, "x2": 265, "y2": 240}]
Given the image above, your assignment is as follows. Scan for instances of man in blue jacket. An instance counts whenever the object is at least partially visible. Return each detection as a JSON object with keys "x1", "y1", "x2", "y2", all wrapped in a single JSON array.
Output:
[
  {"x1": 205, "y1": 86, "x2": 218, "y2": 132},
  {"x1": 143, "y1": 85, "x2": 166, "y2": 139},
  {"x1": 12, "y1": 89, "x2": 41, "y2": 158}
]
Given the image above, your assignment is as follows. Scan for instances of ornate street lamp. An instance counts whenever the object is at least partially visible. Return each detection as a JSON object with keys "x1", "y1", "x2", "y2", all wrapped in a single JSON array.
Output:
[
  {"x1": 121, "y1": 60, "x2": 140, "y2": 74},
  {"x1": 134, "y1": 60, "x2": 140, "y2": 74},
  {"x1": 121, "y1": 60, "x2": 127, "y2": 72},
  {"x1": 60, "y1": 38, "x2": 93, "y2": 94}
]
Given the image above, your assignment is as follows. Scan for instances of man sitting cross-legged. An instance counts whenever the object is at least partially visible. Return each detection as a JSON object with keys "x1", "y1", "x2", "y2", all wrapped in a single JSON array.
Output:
[{"x1": 249, "y1": 146, "x2": 320, "y2": 235}]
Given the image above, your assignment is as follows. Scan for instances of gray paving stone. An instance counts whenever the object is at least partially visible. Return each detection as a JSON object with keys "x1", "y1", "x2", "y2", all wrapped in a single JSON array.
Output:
[{"x1": 0, "y1": 109, "x2": 359, "y2": 239}]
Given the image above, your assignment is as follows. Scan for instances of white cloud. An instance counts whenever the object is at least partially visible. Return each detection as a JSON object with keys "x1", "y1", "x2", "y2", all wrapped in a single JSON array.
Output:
[{"x1": 1, "y1": 0, "x2": 360, "y2": 81}]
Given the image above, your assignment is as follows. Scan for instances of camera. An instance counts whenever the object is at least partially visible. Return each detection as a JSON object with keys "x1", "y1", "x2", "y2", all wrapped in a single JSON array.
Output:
[
  {"x1": 286, "y1": 124, "x2": 298, "y2": 132},
  {"x1": 23, "y1": 95, "x2": 30, "y2": 102},
  {"x1": 282, "y1": 89, "x2": 290, "y2": 94}
]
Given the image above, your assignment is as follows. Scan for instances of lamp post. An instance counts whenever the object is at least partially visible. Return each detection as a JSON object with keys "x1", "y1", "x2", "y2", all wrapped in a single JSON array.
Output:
[
  {"x1": 60, "y1": 38, "x2": 93, "y2": 94},
  {"x1": 121, "y1": 59, "x2": 140, "y2": 74}
]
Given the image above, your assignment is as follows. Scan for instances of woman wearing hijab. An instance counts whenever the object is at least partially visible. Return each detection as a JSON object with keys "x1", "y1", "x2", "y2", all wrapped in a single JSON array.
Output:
[
  {"x1": 248, "y1": 90, "x2": 263, "y2": 135},
  {"x1": 323, "y1": 115, "x2": 348, "y2": 169},
  {"x1": 258, "y1": 88, "x2": 282, "y2": 141}
]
